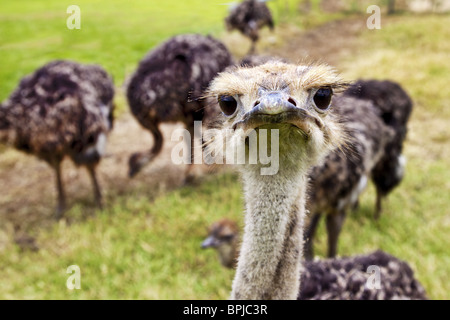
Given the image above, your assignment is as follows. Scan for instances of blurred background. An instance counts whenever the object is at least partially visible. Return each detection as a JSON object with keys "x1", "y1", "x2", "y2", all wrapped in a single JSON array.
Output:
[{"x1": 0, "y1": 0, "x2": 448, "y2": 299}]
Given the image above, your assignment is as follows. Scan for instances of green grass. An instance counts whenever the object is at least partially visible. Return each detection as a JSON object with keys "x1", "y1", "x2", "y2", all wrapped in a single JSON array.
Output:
[
  {"x1": 0, "y1": 0, "x2": 225, "y2": 104},
  {"x1": 335, "y1": 15, "x2": 450, "y2": 299},
  {"x1": 1, "y1": 173, "x2": 242, "y2": 299},
  {"x1": 341, "y1": 15, "x2": 450, "y2": 115},
  {"x1": 0, "y1": 0, "x2": 300, "y2": 104},
  {"x1": 0, "y1": 1, "x2": 449, "y2": 300}
]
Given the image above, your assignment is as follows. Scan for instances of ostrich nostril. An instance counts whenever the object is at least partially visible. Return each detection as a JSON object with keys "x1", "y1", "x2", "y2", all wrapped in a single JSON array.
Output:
[
  {"x1": 288, "y1": 97, "x2": 297, "y2": 107},
  {"x1": 253, "y1": 101, "x2": 260, "y2": 108}
]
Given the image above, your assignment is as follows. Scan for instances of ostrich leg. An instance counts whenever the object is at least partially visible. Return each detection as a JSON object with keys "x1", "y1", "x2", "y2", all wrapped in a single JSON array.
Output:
[
  {"x1": 87, "y1": 163, "x2": 103, "y2": 209},
  {"x1": 374, "y1": 186, "x2": 383, "y2": 220},
  {"x1": 129, "y1": 122, "x2": 164, "y2": 178},
  {"x1": 184, "y1": 122, "x2": 196, "y2": 183},
  {"x1": 249, "y1": 40, "x2": 257, "y2": 55},
  {"x1": 326, "y1": 210, "x2": 346, "y2": 258},
  {"x1": 53, "y1": 160, "x2": 66, "y2": 219},
  {"x1": 304, "y1": 213, "x2": 322, "y2": 260}
]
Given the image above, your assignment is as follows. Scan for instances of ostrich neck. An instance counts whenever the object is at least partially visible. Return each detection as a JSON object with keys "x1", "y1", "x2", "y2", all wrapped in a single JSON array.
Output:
[{"x1": 231, "y1": 164, "x2": 308, "y2": 300}]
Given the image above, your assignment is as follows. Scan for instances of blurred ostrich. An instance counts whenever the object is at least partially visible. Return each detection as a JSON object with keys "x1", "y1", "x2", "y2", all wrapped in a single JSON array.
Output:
[
  {"x1": 202, "y1": 218, "x2": 239, "y2": 268},
  {"x1": 202, "y1": 219, "x2": 427, "y2": 300},
  {"x1": 304, "y1": 79, "x2": 413, "y2": 259},
  {"x1": 0, "y1": 60, "x2": 114, "y2": 218},
  {"x1": 301, "y1": 94, "x2": 393, "y2": 260},
  {"x1": 225, "y1": 0, "x2": 274, "y2": 54},
  {"x1": 126, "y1": 34, "x2": 234, "y2": 179},
  {"x1": 345, "y1": 79, "x2": 413, "y2": 219}
]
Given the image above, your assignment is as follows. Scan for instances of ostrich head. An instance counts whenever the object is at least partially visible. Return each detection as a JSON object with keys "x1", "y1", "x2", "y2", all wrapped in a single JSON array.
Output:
[
  {"x1": 204, "y1": 62, "x2": 348, "y2": 300},
  {"x1": 201, "y1": 219, "x2": 240, "y2": 269},
  {"x1": 205, "y1": 61, "x2": 347, "y2": 172}
]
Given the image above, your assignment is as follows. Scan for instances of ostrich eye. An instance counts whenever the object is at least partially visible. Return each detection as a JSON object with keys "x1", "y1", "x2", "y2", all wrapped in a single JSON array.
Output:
[
  {"x1": 313, "y1": 87, "x2": 333, "y2": 111},
  {"x1": 221, "y1": 234, "x2": 234, "y2": 241},
  {"x1": 218, "y1": 95, "x2": 237, "y2": 116}
]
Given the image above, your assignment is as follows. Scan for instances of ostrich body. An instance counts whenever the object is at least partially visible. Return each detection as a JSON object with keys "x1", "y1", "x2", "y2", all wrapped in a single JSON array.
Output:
[
  {"x1": 202, "y1": 219, "x2": 427, "y2": 300},
  {"x1": 0, "y1": 60, "x2": 114, "y2": 218},
  {"x1": 304, "y1": 93, "x2": 393, "y2": 259},
  {"x1": 127, "y1": 34, "x2": 234, "y2": 178},
  {"x1": 304, "y1": 79, "x2": 413, "y2": 259},
  {"x1": 299, "y1": 250, "x2": 426, "y2": 300},
  {"x1": 345, "y1": 80, "x2": 413, "y2": 218},
  {"x1": 225, "y1": 0, "x2": 274, "y2": 54},
  {"x1": 205, "y1": 61, "x2": 346, "y2": 299}
]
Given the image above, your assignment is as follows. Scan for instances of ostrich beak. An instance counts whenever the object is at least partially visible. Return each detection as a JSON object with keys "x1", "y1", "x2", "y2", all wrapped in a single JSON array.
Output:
[
  {"x1": 232, "y1": 91, "x2": 323, "y2": 133},
  {"x1": 201, "y1": 236, "x2": 220, "y2": 249}
]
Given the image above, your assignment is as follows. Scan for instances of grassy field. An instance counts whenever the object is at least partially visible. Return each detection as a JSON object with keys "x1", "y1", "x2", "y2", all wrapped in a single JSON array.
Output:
[
  {"x1": 0, "y1": 0, "x2": 301, "y2": 101},
  {"x1": 0, "y1": 1, "x2": 449, "y2": 299}
]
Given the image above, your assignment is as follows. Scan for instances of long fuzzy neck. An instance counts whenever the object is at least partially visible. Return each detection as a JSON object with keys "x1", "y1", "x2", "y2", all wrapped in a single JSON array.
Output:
[{"x1": 231, "y1": 160, "x2": 309, "y2": 300}]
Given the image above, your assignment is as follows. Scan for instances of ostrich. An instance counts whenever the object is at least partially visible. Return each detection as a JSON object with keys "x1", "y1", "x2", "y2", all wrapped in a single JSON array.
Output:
[
  {"x1": 201, "y1": 218, "x2": 240, "y2": 268},
  {"x1": 225, "y1": 0, "x2": 274, "y2": 54},
  {"x1": 0, "y1": 60, "x2": 114, "y2": 218},
  {"x1": 202, "y1": 219, "x2": 427, "y2": 300},
  {"x1": 126, "y1": 34, "x2": 234, "y2": 179},
  {"x1": 204, "y1": 61, "x2": 349, "y2": 299},
  {"x1": 298, "y1": 250, "x2": 426, "y2": 300},
  {"x1": 345, "y1": 80, "x2": 413, "y2": 219},
  {"x1": 304, "y1": 97, "x2": 391, "y2": 259},
  {"x1": 303, "y1": 79, "x2": 413, "y2": 259},
  {"x1": 203, "y1": 61, "x2": 405, "y2": 299}
]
